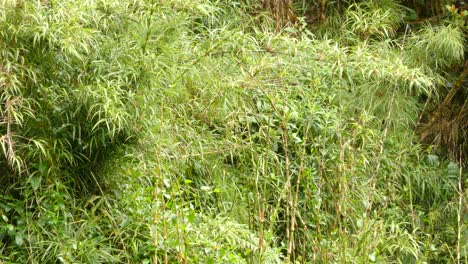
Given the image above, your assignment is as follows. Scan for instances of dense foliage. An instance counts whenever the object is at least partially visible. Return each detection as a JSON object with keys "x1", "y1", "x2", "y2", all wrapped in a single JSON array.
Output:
[{"x1": 0, "y1": 0, "x2": 466, "y2": 263}]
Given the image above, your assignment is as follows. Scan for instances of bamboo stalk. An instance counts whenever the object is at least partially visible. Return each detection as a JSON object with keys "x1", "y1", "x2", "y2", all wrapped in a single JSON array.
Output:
[{"x1": 456, "y1": 148, "x2": 464, "y2": 264}]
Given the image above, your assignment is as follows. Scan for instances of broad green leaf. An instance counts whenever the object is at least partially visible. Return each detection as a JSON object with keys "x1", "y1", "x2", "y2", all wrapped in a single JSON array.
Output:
[{"x1": 30, "y1": 176, "x2": 42, "y2": 191}]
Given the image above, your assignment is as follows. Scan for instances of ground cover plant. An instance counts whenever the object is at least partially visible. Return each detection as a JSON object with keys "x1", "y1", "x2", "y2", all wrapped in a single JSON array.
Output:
[{"x1": 0, "y1": 0, "x2": 466, "y2": 263}]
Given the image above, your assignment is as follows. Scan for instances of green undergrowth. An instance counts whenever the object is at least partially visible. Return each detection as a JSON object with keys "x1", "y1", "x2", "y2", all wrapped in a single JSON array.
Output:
[{"x1": 0, "y1": 0, "x2": 466, "y2": 263}]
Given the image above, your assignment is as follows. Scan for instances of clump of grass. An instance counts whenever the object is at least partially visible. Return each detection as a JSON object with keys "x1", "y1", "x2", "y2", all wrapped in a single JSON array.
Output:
[{"x1": 0, "y1": 0, "x2": 465, "y2": 263}]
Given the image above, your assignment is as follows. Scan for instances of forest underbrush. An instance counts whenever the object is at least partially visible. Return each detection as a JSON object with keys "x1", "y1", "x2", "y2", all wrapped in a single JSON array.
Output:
[{"x1": 0, "y1": 0, "x2": 466, "y2": 263}]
